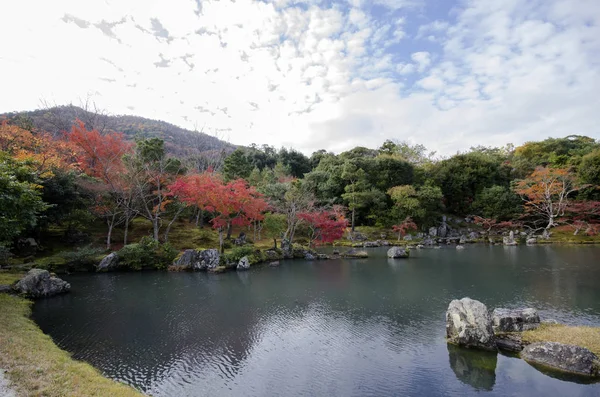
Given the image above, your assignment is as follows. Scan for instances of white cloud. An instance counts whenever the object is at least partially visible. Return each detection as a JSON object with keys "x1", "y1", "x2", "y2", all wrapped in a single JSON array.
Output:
[{"x1": 0, "y1": 0, "x2": 598, "y2": 157}]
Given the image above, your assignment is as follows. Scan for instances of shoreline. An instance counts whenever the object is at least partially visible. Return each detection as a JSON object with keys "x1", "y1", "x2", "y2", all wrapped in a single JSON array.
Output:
[{"x1": 0, "y1": 288, "x2": 143, "y2": 397}]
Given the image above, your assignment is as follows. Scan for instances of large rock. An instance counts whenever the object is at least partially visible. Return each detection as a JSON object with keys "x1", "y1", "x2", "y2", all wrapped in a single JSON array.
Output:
[
  {"x1": 492, "y1": 308, "x2": 540, "y2": 332},
  {"x1": 387, "y1": 247, "x2": 409, "y2": 258},
  {"x1": 14, "y1": 269, "x2": 70, "y2": 298},
  {"x1": 495, "y1": 333, "x2": 524, "y2": 352},
  {"x1": 196, "y1": 249, "x2": 220, "y2": 270},
  {"x1": 97, "y1": 252, "x2": 119, "y2": 271},
  {"x1": 521, "y1": 342, "x2": 600, "y2": 377},
  {"x1": 503, "y1": 231, "x2": 517, "y2": 246},
  {"x1": 281, "y1": 238, "x2": 293, "y2": 259},
  {"x1": 446, "y1": 298, "x2": 496, "y2": 351},
  {"x1": 304, "y1": 252, "x2": 316, "y2": 260},
  {"x1": 429, "y1": 227, "x2": 438, "y2": 237},
  {"x1": 237, "y1": 256, "x2": 250, "y2": 270},
  {"x1": 342, "y1": 249, "x2": 368, "y2": 258},
  {"x1": 171, "y1": 249, "x2": 199, "y2": 271},
  {"x1": 363, "y1": 241, "x2": 380, "y2": 248}
]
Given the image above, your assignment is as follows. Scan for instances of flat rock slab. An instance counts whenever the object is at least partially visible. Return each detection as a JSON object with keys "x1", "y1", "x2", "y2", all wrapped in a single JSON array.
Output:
[
  {"x1": 521, "y1": 342, "x2": 600, "y2": 377},
  {"x1": 492, "y1": 308, "x2": 540, "y2": 332}
]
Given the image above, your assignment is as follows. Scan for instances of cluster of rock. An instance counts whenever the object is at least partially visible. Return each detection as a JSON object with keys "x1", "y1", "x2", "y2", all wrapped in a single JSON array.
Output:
[
  {"x1": 7, "y1": 269, "x2": 71, "y2": 298},
  {"x1": 445, "y1": 297, "x2": 600, "y2": 378},
  {"x1": 169, "y1": 249, "x2": 220, "y2": 271}
]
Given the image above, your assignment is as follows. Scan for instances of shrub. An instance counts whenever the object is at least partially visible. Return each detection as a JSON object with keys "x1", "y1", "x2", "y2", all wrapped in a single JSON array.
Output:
[
  {"x1": 117, "y1": 237, "x2": 178, "y2": 270},
  {"x1": 223, "y1": 246, "x2": 255, "y2": 264},
  {"x1": 60, "y1": 245, "x2": 105, "y2": 267}
]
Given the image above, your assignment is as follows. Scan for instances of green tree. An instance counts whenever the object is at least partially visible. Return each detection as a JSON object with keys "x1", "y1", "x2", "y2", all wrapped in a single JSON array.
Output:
[
  {"x1": 0, "y1": 154, "x2": 49, "y2": 249},
  {"x1": 473, "y1": 185, "x2": 522, "y2": 220},
  {"x1": 387, "y1": 184, "x2": 443, "y2": 227},
  {"x1": 579, "y1": 149, "x2": 600, "y2": 186},
  {"x1": 223, "y1": 149, "x2": 252, "y2": 181}
]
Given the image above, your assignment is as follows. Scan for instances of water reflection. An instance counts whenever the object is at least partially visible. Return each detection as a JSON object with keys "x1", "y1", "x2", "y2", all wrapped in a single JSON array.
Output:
[
  {"x1": 447, "y1": 344, "x2": 497, "y2": 391},
  {"x1": 32, "y1": 245, "x2": 600, "y2": 396}
]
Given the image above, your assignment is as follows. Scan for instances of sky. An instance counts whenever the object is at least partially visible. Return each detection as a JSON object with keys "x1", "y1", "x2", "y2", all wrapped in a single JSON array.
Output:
[{"x1": 1, "y1": 0, "x2": 599, "y2": 156}]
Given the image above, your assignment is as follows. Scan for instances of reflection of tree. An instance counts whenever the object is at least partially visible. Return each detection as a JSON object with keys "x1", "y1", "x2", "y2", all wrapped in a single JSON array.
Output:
[{"x1": 447, "y1": 344, "x2": 497, "y2": 391}]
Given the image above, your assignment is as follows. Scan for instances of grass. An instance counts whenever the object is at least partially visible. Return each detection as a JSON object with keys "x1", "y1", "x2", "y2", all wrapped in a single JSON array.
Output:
[
  {"x1": 0, "y1": 294, "x2": 143, "y2": 397},
  {"x1": 0, "y1": 271, "x2": 22, "y2": 285},
  {"x1": 522, "y1": 323, "x2": 600, "y2": 356}
]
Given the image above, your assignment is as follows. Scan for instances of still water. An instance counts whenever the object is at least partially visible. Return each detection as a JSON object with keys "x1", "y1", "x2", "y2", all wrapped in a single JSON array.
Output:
[{"x1": 33, "y1": 245, "x2": 600, "y2": 396}]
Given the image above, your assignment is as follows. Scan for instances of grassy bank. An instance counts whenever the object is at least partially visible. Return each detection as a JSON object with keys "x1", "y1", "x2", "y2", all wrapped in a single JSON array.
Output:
[
  {"x1": 523, "y1": 323, "x2": 600, "y2": 356},
  {"x1": 0, "y1": 273, "x2": 143, "y2": 397}
]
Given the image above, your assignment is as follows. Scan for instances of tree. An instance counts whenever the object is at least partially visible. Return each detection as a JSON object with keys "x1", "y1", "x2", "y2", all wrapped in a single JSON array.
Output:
[
  {"x1": 473, "y1": 185, "x2": 522, "y2": 221},
  {"x1": 564, "y1": 201, "x2": 600, "y2": 235},
  {"x1": 514, "y1": 167, "x2": 584, "y2": 230},
  {"x1": 0, "y1": 154, "x2": 49, "y2": 250},
  {"x1": 68, "y1": 120, "x2": 134, "y2": 248},
  {"x1": 223, "y1": 149, "x2": 251, "y2": 181},
  {"x1": 298, "y1": 207, "x2": 348, "y2": 248},
  {"x1": 278, "y1": 181, "x2": 315, "y2": 243},
  {"x1": 579, "y1": 149, "x2": 600, "y2": 186},
  {"x1": 126, "y1": 138, "x2": 184, "y2": 241},
  {"x1": 279, "y1": 147, "x2": 312, "y2": 177},
  {"x1": 392, "y1": 217, "x2": 417, "y2": 241},
  {"x1": 387, "y1": 184, "x2": 443, "y2": 227}
]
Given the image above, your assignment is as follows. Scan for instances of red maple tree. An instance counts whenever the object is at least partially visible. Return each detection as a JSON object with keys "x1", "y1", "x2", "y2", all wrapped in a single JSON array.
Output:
[
  {"x1": 392, "y1": 217, "x2": 417, "y2": 241},
  {"x1": 298, "y1": 206, "x2": 348, "y2": 248}
]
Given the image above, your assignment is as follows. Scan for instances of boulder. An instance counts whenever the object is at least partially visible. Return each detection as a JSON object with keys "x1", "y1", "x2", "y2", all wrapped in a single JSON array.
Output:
[
  {"x1": 492, "y1": 308, "x2": 540, "y2": 332},
  {"x1": 170, "y1": 249, "x2": 198, "y2": 271},
  {"x1": 348, "y1": 232, "x2": 368, "y2": 241},
  {"x1": 363, "y1": 241, "x2": 380, "y2": 248},
  {"x1": 378, "y1": 240, "x2": 390, "y2": 246},
  {"x1": 281, "y1": 238, "x2": 293, "y2": 259},
  {"x1": 237, "y1": 256, "x2": 250, "y2": 270},
  {"x1": 446, "y1": 298, "x2": 496, "y2": 350},
  {"x1": 0, "y1": 284, "x2": 12, "y2": 294},
  {"x1": 269, "y1": 261, "x2": 280, "y2": 267},
  {"x1": 469, "y1": 232, "x2": 479, "y2": 241},
  {"x1": 521, "y1": 342, "x2": 600, "y2": 377},
  {"x1": 14, "y1": 269, "x2": 70, "y2": 298},
  {"x1": 459, "y1": 235, "x2": 468, "y2": 244},
  {"x1": 264, "y1": 250, "x2": 282, "y2": 261},
  {"x1": 332, "y1": 249, "x2": 340, "y2": 255},
  {"x1": 387, "y1": 247, "x2": 409, "y2": 258},
  {"x1": 429, "y1": 227, "x2": 438, "y2": 237},
  {"x1": 234, "y1": 232, "x2": 246, "y2": 246},
  {"x1": 305, "y1": 252, "x2": 316, "y2": 260},
  {"x1": 403, "y1": 235, "x2": 412, "y2": 241},
  {"x1": 416, "y1": 244, "x2": 425, "y2": 249},
  {"x1": 456, "y1": 245, "x2": 465, "y2": 250},
  {"x1": 342, "y1": 249, "x2": 368, "y2": 258},
  {"x1": 196, "y1": 249, "x2": 220, "y2": 270},
  {"x1": 97, "y1": 252, "x2": 119, "y2": 271},
  {"x1": 317, "y1": 254, "x2": 329, "y2": 260},
  {"x1": 495, "y1": 333, "x2": 524, "y2": 352},
  {"x1": 526, "y1": 238, "x2": 537, "y2": 245},
  {"x1": 503, "y1": 231, "x2": 517, "y2": 246}
]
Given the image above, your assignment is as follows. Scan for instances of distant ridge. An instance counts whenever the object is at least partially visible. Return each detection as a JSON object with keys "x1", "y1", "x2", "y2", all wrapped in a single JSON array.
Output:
[{"x1": 1, "y1": 105, "x2": 237, "y2": 160}]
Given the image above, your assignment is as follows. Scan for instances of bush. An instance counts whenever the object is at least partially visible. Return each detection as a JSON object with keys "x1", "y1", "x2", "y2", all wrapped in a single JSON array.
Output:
[
  {"x1": 223, "y1": 246, "x2": 255, "y2": 264},
  {"x1": 117, "y1": 237, "x2": 178, "y2": 270},
  {"x1": 60, "y1": 245, "x2": 105, "y2": 267}
]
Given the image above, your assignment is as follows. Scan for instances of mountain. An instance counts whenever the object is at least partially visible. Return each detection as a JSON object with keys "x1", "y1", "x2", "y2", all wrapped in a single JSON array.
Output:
[{"x1": 1, "y1": 105, "x2": 237, "y2": 161}]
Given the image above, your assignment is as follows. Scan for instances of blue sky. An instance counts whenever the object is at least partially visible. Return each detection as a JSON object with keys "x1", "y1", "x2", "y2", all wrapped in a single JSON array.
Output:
[{"x1": 1, "y1": 0, "x2": 599, "y2": 155}]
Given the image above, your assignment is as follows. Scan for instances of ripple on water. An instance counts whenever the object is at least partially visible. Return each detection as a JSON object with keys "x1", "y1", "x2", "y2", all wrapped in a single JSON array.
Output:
[{"x1": 32, "y1": 246, "x2": 600, "y2": 397}]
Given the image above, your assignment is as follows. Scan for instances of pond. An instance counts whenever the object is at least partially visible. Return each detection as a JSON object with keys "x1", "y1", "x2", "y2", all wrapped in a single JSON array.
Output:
[{"x1": 33, "y1": 245, "x2": 600, "y2": 396}]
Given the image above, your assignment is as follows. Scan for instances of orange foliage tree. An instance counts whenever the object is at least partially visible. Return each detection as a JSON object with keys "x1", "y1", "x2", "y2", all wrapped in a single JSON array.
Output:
[
  {"x1": 0, "y1": 120, "x2": 75, "y2": 178},
  {"x1": 514, "y1": 167, "x2": 584, "y2": 230},
  {"x1": 67, "y1": 120, "x2": 134, "y2": 248}
]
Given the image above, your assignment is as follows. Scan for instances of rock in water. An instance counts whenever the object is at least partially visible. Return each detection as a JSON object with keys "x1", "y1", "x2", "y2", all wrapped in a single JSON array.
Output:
[
  {"x1": 14, "y1": 269, "x2": 70, "y2": 298},
  {"x1": 521, "y1": 342, "x2": 600, "y2": 377},
  {"x1": 503, "y1": 231, "x2": 517, "y2": 246},
  {"x1": 97, "y1": 252, "x2": 119, "y2": 271},
  {"x1": 456, "y1": 245, "x2": 465, "y2": 250},
  {"x1": 446, "y1": 298, "x2": 496, "y2": 350},
  {"x1": 237, "y1": 256, "x2": 250, "y2": 270},
  {"x1": 492, "y1": 308, "x2": 540, "y2": 332},
  {"x1": 387, "y1": 247, "x2": 409, "y2": 258},
  {"x1": 196, "y1": 249, "x2": 220, "y2": 270},
  {"x1": 304, "y1": 252, "x2": 316, "y2": 260},
  {"x1": 495, "y1": 333, "x2": 524, "y2": 352},
  {"x1": 342, "y1": 249, "x2": 369, "y2": 258}
]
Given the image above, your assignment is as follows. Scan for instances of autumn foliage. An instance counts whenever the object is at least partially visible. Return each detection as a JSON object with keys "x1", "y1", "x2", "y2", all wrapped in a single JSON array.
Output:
[
  {"x1": 392, "y1": 217, "x2": 417, "y2": 241},
  {"x1": 298, "y1": 207, "x2": 348, "y2": 247}
]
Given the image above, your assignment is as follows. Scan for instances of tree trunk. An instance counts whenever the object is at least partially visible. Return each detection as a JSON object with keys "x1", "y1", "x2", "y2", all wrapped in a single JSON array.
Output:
[
  {"x1": 273, "y1": 238, "x2": 277, "y2": 249},
  {"x1": 164, "y1": 207, "x2": 184, "y2": 242},
  {"x1": 219, "y1": 228, "x2": 224, "y2": 253},
  {"x1": 106, "y1": 217, "x2": 114, "y2": 250},
  {"x1": 153, "y1": 218, "x2": 160, "y2": 241},
  {"x1": 351, "y1": 208, "x2": 356, "y2": 233},
  {"x1": 123, "y1": 215, "x2": 130, "y2": 245},
  {"x1": 195, "y1": 210, "x2": 201, "y2": 227},
  {"x1": 226, "y1": 222, "x2": 233, "y2": 240}
]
